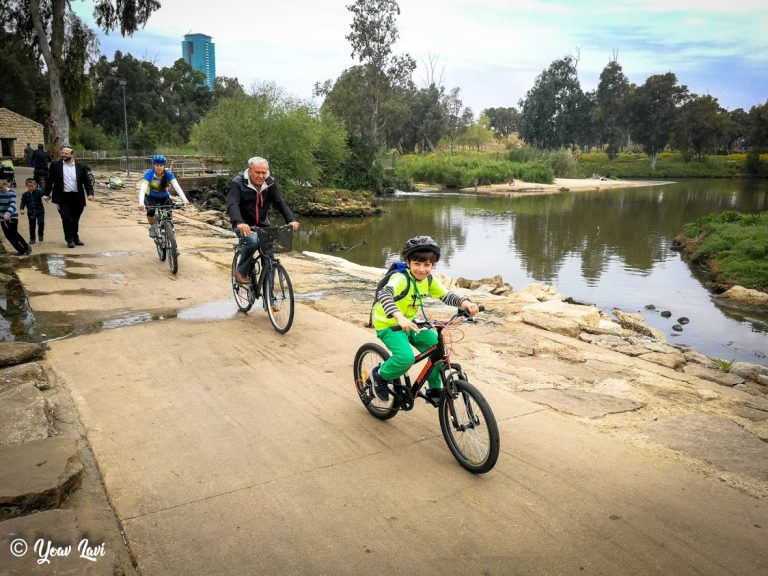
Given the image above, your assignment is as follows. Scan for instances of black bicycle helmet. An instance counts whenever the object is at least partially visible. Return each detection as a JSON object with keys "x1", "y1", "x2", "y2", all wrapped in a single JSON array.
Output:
[{"x1": 401, "y1": 235, "x2": 441, "y2": 261}]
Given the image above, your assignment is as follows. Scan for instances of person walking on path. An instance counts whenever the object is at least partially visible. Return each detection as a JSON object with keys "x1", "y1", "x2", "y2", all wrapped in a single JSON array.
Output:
[
  {"x1": 43, "y1": 145, "x2": 96, "y2": 248},
  {"x1": 0, "y1": 177, "x2": 32, "y2": 255},
  {"x1": 24, "y1": 143, "x2": 34, "y2": 167},
  {"x1": 30, "y1": 144, "x2": 51, "y2": 185},
  {"x1": 20, "y1": 177, "x2": 46, "y2": 244}
]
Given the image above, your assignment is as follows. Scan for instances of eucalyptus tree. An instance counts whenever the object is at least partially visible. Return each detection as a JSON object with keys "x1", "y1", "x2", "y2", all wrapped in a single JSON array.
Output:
[
  {"x1": 671, "y1": 94, "x2": 729, "y2": 160},
  {"x1": 518, "y1": 55, "x2": 585, "y2": 149},
  {"x1": 344, "y1": 0, "x2": 416, "y2": 148},
  {"x1": 726, "y1": 108, "x2": 749, "y2": 152},
  {"x1": 214, "y1": 76, "x2": 246, "y2": 102},
  {"x1": 443, "y1": 87, "x2": 474, "y2": 152},
  {"x1": 594, "y1": 59, "x2": 630, "y2": 160},
  {"x1": 482, "y1": 107, "x2": 519, "y2": 141},
  {"x1": 10, "y1": 0, "x2": 160, "y2": 154},
  {"x1": 88, "y1": 52, "x2": 214, "y2": 148},
  {"x1": 626, "y1": 72, "x2": 688, "y2": 170},
  {"x1": 0, "y1": 19, "x2": 47, "y2": 121},
  {"x1": 747, "y1": 100, "x2": 768, "y2": 150}
]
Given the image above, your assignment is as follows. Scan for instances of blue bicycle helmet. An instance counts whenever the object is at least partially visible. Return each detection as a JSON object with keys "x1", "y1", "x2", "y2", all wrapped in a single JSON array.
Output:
[{"x1": 151, "y1": 154, "x2": 167, "y2": 164}]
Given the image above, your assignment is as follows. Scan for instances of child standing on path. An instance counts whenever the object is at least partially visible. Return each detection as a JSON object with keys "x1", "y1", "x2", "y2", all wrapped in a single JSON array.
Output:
[
  {"x1": 20, "y1": 178, "x2": 45, "y2": 244},
  {"x1": 0, "y1": 178, "x2": 32, "y2": 255},
  {"x1": 369, "y1": 235, "x2": 479, "y2": 401}
]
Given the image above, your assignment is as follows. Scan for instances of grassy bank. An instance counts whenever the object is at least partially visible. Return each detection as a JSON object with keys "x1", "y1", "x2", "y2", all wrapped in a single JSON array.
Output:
[
  {"x1": 394, "y1": 151, "x2": 556, "y2": 188},
  {"x1": 391, "y1": 149, "x2": 767, "y2": 189},
  {"x1": 578, "y1": 151, "x2": 768, "y2": 179},
  {"x1": 675, "y1": 211, "x2": 768, "y2": 292}
]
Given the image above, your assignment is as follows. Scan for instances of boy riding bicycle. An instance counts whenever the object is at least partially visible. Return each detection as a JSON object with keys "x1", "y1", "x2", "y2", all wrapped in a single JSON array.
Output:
[{"x1": 370, "y1": 235, "x2": 479, "y2": 401}]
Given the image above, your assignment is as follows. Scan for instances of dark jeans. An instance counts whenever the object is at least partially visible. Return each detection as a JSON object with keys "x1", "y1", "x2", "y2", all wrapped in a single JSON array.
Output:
[
  {"x1": 234, "y1": 227, "x2": 260, "y2": 277},
  {"x1": 57, "y1": 193, "x2": 85, "y2": 243},
  {"x1": 27, "y1": 214, "x2": 45, "y2": 241},
  {"x1": 1, "y1": 219, "x2": 30, "y2": 253}
]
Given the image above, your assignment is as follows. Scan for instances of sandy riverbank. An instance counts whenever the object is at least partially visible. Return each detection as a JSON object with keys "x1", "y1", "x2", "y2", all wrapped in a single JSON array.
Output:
[{"x1": 443, "y1": 177, "x2": 673, "y2": 196}]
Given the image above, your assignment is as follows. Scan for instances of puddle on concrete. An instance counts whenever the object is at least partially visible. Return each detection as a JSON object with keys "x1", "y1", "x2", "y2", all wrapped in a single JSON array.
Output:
[{"x1": 15, "y1": 253, "x2": 127, "y2": 282}]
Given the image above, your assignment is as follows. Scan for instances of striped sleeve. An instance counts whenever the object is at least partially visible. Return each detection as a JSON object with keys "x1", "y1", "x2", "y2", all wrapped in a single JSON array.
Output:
[
  {"x1": 439, "y1": 291, "x2": 468, "y2": 308},
  {"x1": 376, "y1": 286, "x2": 400, "y2": 318}
]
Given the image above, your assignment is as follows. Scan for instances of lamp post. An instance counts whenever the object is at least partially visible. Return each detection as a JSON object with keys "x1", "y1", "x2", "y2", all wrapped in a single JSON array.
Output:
[
  {"x1": 105, "y1": 76, "x2": 131, "y2": 176},
  {"x1": 118, "y1": 79, "x2": 130, "y2": 176}
]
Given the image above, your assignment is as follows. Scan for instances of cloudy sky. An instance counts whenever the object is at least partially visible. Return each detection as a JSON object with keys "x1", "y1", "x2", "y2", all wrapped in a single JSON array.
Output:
[{"x1": 74, "y1": 0, "x2": 767, "y2": 114}]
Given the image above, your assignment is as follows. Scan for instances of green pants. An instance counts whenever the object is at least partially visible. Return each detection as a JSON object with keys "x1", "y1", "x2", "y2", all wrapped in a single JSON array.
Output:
[{"x1": 376, "y1": 327, "x2": 442, "y2": 389}]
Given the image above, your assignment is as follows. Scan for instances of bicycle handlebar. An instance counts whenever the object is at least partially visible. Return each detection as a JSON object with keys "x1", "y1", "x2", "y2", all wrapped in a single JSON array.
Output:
[{"x1": 391, "y1": 305, "x2": 485, "y2": 332}]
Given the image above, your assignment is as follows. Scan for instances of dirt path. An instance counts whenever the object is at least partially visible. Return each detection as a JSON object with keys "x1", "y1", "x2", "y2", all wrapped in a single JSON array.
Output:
[{"x1": 4, "y1": 177, "x2": 768, "y2": 575}]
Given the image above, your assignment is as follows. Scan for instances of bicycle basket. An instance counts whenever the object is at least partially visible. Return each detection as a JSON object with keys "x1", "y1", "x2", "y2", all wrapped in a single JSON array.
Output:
[{"x1": 256, "y1": 227, "x2": 293, "y2": 253}]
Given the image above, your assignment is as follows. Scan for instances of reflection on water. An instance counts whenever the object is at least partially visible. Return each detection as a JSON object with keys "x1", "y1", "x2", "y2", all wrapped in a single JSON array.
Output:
[{"x1": 295, "y1": 179, "x2": 768, "y2": 366}]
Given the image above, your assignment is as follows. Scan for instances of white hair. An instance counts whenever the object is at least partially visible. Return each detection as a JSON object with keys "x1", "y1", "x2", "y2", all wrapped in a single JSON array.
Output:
[{"x1": 248, "y1": 156, "x2": 269, "y2": 167}]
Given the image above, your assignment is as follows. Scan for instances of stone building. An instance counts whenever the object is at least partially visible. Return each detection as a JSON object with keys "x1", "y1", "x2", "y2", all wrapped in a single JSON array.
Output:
[{"x1": 0, "y1": 108, "x2": 45, "y2": 161}]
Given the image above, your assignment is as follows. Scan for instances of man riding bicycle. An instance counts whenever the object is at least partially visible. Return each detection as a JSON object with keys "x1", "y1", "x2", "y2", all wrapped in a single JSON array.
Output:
[
  {"x1": 138, "y1": 154, "x2": 188, "y2": 237},
  {"x1": 226, "y1": 156, "x2": 300, "y2": 285}
]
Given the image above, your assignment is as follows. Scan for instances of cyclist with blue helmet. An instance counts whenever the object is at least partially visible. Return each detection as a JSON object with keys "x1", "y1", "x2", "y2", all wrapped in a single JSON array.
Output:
[{"x1": 139, "y1": 154, "x2": 188, "y2": 237}]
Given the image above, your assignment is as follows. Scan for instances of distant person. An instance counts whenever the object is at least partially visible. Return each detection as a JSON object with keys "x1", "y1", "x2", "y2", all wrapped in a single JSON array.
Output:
[
  {"x1": 43, "y1": 145, "x2": 95, "y2": 248},
  {"x1": 0, "y1": 177, "x2": 32, "y2": 255},
  {"x1": 138, "y1": 154, "x2": 188, "y2": 237},
  {"x1": 226, "y1": 156, "x2": 299, "y2": 284},
  {"x1": 20, "y1": 178, "x2": 45, "y2": 244},
  {"x1": 23, "y1": 143, "x2": 33, "y2": 167},
  {"x1": 30, "y1": 144, "x2": 51, "y2": 185}
]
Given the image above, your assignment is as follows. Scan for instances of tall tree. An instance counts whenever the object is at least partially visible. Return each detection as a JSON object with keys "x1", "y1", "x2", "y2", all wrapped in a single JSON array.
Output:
[
  {"x1": 344, "y1": 0, "x2": 415, "y2": 148},
  {"x1": 518, "y1": 55, "x2": 584, "y2": 149},
  {"x1": 14, "y1": 0, "x2": 160, "y2": 155},
  {"x1": 594, "y1": 59, "x2": 630, "y2": 160},
  {"x1": 626, "y1": 72, "x2": 688, "y2": 169},
  {"x1": 482, "y1": 107, "x2": 519, "y2": 141},
  {"x1": 671, "y1": 94, "x2": 729, "y2": 160},
  {"x1": 214, "y1": 76, "x2": 246, "y2": 101},
  {"x1": 443, "y1": 87, "x2": 473, "y2": 152}
]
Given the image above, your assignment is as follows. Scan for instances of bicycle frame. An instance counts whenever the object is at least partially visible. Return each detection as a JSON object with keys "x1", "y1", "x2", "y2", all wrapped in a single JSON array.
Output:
[{"x1": 387, "y1": 314, "x2": 471, "y2": 411}]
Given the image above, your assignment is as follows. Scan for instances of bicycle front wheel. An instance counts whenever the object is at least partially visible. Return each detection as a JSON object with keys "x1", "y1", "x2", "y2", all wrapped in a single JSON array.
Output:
[
  {"x1": 264, "y1": 262, "x2": 294, "y2": 333},
  {"x1": 353, "y1": 343, "x2": 398, "y2": 420},
  {"x1": 164, "y1": 221, "x2": 178, "y2": 274},
  {"x1": 154, "y1": 228, "x2": 166, "y2": 261},
  {"x1": 439, "y1": 379, "x2": 499, "y2": 474},
  {"x1": 231, "y1": 251, "x2": 256, "y2": 312}
]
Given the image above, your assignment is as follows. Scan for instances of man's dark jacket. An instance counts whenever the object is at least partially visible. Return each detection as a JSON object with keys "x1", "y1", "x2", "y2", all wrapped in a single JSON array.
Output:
[
  {"x1": 226, "y1": 173, "x2": 295, "y2": 228},
  {"x1": 30, "y1": 149, "x2": 51, "y2": 170},
  {"x1": 44, "y1": 160, "x2": 94, "y2": 206}
]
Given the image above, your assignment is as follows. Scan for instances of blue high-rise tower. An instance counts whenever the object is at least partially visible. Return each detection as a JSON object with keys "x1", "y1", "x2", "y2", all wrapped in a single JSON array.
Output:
[{"x1": 182, "y1": 33, "x2": 216, "y2": 91}]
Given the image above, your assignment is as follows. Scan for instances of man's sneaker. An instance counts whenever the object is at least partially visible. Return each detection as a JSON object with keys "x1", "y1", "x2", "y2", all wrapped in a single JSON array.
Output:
[
  {"x1": 371, "y1": 366, "x2": 390, "y2": 402},
  {"x1": 29, "y1": 238, "x2": 36, "y2": 244},
  {"x1": 39, "y1": 235, "x2": 44, "y2": 241},
  {"x1": 148, "y1": 225, "x2": 157, "y2": 238}
]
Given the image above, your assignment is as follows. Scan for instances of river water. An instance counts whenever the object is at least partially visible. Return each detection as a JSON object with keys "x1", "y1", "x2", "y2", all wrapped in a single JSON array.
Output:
[{"x1": 294, "y1": 179, "x2": 768, "y2": 366}]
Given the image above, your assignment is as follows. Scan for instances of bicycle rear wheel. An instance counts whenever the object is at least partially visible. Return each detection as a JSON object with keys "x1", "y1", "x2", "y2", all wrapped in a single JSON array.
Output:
[
  {"x1": 164, "y1": 221, "x2": 178, "y2": 274},
  {"x1": 231, "y1": 251, "x2": 256, "y2": 312},
  {"x1": 439, "y1": 379, "x2": 499, "y2": 473},
  {"x1": 353, "y1": 343, "x2": 398, "y2": 420},
  {"x1": 264, "y1": 262, "x2": 294, "y2": 333}
]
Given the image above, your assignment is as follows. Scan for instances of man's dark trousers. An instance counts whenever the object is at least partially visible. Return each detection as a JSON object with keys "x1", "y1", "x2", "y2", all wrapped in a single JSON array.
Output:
[{"x1": 58, "y1": 192, "x2": 85, "y2": 243}]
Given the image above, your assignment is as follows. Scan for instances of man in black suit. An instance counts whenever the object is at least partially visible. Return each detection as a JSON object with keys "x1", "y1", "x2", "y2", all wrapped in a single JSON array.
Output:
[{"x1": 44, "y1": 145, "x2": 96, "y2": 248}]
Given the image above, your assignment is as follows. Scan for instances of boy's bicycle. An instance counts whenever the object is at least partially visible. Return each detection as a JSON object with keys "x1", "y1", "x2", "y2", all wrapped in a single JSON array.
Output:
[
  {"x1": 151, "y1": 203, "x2": 182, "y2": 274},
  {"x1": 231, "y1": 225, "x2": 295, "y2": 334},
  {"x1": 353, "y1": 307, "x2": 500, "y2": 474}
]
